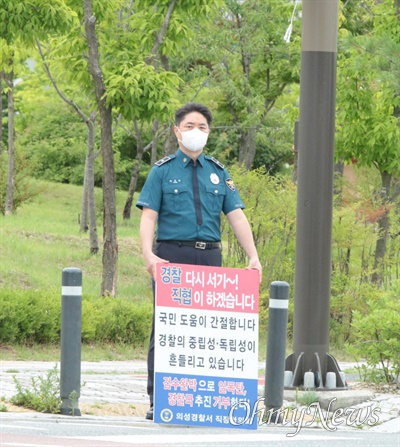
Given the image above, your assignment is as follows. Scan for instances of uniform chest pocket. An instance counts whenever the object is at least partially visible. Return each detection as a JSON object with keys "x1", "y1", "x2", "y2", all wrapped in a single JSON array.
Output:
[
  {"x1": 205, "y1": 184, "x2": 226, "y2": 212},
  {"x1": 162, "y1": 183, "x2": 190, "y2": 212}
]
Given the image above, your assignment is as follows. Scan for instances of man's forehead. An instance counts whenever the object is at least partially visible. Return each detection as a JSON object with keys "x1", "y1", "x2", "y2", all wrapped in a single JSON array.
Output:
[{"x1": 181, "y1": 112, "x2": 208, "y2": 125}]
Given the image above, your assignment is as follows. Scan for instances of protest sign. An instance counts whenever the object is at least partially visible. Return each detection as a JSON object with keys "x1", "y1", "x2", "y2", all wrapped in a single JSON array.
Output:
[{"x1": 153, "y1": 263, "x2": 259, "y2": 429}]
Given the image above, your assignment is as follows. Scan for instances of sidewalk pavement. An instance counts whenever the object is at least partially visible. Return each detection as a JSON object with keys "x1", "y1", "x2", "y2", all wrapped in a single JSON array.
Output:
[{"x1": 0, "y1": 360, "x2": 399, "y2": 433}]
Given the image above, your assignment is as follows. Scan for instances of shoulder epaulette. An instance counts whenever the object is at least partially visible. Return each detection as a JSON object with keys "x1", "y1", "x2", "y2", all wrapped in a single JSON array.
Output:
[
  {"x1": 154, "y1": 154, "x2": 175, "y2": 167},
  {"x1": 206, "y1": 156, "x2": 224, "y2": 169}
]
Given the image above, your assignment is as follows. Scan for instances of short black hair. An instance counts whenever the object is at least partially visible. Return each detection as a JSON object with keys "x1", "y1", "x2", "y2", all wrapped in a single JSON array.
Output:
[{"x1": 175, "y1": 102, "x2": 213, "y2": 127}]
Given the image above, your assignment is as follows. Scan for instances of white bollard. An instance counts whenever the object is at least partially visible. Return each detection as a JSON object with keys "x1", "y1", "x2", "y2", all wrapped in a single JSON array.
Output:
[
  {"x1": 303, "y1": 371, "x2": 315, "y2": 388},
  {"x1": 284, "y1": 371, "x2": 293, "y2": 387},
  {"x1": 326, "y1": 372, "x2": 337, "y2": 389}
]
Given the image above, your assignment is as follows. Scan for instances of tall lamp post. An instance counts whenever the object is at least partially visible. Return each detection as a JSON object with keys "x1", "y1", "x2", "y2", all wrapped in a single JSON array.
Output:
[{"x1": 285, "y1": 0, "x2": 345, "y2": 389}]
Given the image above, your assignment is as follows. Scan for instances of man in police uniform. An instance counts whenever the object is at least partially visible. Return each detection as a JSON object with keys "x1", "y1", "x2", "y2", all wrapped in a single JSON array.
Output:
[{"x1": 136, "y1": 102, "x2": 262, "y2": 420}]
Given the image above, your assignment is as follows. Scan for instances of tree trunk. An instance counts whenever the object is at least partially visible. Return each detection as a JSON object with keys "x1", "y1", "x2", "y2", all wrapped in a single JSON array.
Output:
[
  {"x1": 123, "y1": 120, "x2": 145, "y2": 219},
  {"x1": 334, "y1": 159, "x2": 344, "y2": 206},
  {"x1": 238, "y1": 126, "x2": 257, "y2": 170},
  {"x1": 5, "y1": 69, "x2": 14, "y2": 216},
  {"x1": 80, "y1": 158, "x2": 89, "y2": 232},
  {"x1": 87, "y1": 114, "x2": 99, "y2": 254},
  {"x1": 371, "y1": 170, "x2": 392, "y2": 286},
  {"x1": 80, "y1": 113, "x2": 99, "y2": 256},
  {"x1": 292, "y1": 150, "x2": 298, "y2": 183},
  {"x1": 84, "y1": 0, "x2": 118, "y2": 297},
  {"x1": 163, "y1": 125, "x2": 177, "y2": 156},
  {"x1": 123, "y1": 151, "x2": 143, "y2": 220},
  {"x1": 100, "y1": 111, "x2": 117, "y2": 296},
  {"x1": 151, "y1": 119, "x2": 159, "y2": 166},
  {"x1": 123, "y1": 121, "x2": 144, "y2": 220},
  {"x1": 151, "y1": 0, "x2": 178, "y2": 57},
  {"x1": 291, "y1": 121, "x2": 299, "y2": 183}
]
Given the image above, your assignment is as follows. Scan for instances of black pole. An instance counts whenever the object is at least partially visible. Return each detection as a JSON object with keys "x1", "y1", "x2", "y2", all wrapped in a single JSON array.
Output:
[
  {"x1": 60, "y1": 268, "x2": 82, "y2": 416},
  {"x1": 286, "y1": 0, "x2": 345, "y2": 389},
  {"x1": 264, "y1": 282, "x2": 289, "y2": 420}
]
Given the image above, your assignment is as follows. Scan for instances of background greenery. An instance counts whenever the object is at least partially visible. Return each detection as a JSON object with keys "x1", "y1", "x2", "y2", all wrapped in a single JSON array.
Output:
[
  {"x1": 0, "y1": 0, "x2": 399, "y2": 383},
  {"x1": 1, "y1": 169, "x2": 399, "y2": 382}
]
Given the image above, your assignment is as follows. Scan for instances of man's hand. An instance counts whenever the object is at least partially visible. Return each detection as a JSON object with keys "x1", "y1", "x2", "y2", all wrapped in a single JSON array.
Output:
[
  {"x1": 144, "y1": 252, "x2": 169, "y2": 279},
  {"x1": 246, "y1": 257, "x2": 262, "y2": 284}
]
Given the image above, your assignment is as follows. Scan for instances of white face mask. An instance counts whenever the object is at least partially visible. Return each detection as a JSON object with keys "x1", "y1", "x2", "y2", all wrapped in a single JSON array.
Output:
[{"x1": 178, "y1": 128, "x2": 209, "y2": 152}]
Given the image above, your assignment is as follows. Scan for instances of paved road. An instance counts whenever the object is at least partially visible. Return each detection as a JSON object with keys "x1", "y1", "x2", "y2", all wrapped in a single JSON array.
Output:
[
  {"x1": 1, "y1": 412, "x2": 399, "y2": 447},
  {"x1": 0, "y1": 361, "x2": 399, "y2": 447}
]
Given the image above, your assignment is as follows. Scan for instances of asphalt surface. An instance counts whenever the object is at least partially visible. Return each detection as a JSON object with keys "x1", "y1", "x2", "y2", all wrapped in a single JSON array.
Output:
[{"x1": 0, "y1": 360, "x2": 399, "y2": 446}]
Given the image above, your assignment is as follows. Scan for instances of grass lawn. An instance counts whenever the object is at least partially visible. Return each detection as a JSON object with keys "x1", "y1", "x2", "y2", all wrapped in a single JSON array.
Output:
[{"x1": 0, "y1": 180, "x2": 151, "y2": 301}]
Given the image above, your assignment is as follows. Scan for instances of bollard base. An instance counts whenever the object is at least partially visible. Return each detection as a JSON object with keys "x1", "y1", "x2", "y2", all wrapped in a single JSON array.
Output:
[
  {"x1": 60, "y1": 407, "x2": 81, "y2": 416},
  {"x1": 264, "y1": 406, "x2": 284, "y2": 424},
  {"x1": 60, "y1": 398, "x2": 81, "y2": 416},
  {"x1": 285, "y1": 351, "x2": 347, "y2": 389}
]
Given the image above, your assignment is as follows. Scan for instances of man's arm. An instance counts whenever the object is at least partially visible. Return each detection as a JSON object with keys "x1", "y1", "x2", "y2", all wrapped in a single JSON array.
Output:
[
  {"x1": 226, "y1": 208, "x2": 262, "y2": 283},
  {"x1": 140, "y1": 207, "x2": 168, "y2": 278}
]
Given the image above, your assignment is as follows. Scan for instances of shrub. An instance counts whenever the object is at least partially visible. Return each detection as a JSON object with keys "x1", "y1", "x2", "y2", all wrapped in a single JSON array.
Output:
[
  {"x1": 296, "y1": 390, "x2": 319, "y2": 406},
  {"x1": 346, "y1": 284, "x2": 400, "y2": 384},
  {"x1": 81, "y1": 297, "x2": 152, "y2": 344},
  {"x1": 0, "y1": 289, "x2": 152, "y2": 346},
  {"x1": 0, "y1": 290, "x2": 60, "y2": 343},
  {"x1": 10, "y1": 364, "x2": 61, "y2": 413}
]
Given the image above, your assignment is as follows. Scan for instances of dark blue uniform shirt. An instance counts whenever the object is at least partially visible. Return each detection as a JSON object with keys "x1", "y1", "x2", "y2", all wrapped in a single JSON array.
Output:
[{"x1": 136, "y1": 149, "x2": 245, "y2": 241}]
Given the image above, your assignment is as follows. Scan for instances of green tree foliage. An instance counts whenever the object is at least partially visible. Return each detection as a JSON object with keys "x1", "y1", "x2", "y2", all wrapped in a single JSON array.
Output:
[
  {"x1": 14, "y1": 75, "x2": 82, "y2": 186},
  {"x1": 0, "y1": 0, "x2": 77, "y2": 215},
  {"x1": 339, "y1": 0, "x2": 374, "y2": 36},
  {"x1": 50, "y1": 0, "x2": 222, "y2": 125},
  {"x1": 11, "y1": 0, "x2": 302, "y2": 194},
  {"x1": 337, "y1": 54, "x2": 400, "y2": 173},
  {"x1": 172, "y1": 0, "x2": 301, "y2": 170},
  {"x1": 105, "y1": 62, "x2": 180, "y2": 122},
  {"x1": 346, "y1": 285, "x2": 400, "y2": 384},
  {"x1": 17, "y1": 107, "x2": 89, "y2": 185},
  {"x1": 336, "y1": 0, "x2": 400, "y2": 286},
  {"x1": 0, "y1": 1, "x2": 76, "y2": 44},
  {"x1": 13, "y1": 67, "x2": 98, "y2": 185}
]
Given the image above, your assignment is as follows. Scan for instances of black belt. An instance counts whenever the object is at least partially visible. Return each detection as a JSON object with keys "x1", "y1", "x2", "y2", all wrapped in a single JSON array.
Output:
[{"x1": 160, "y1": 240, "x2": 221, "y2": 250}]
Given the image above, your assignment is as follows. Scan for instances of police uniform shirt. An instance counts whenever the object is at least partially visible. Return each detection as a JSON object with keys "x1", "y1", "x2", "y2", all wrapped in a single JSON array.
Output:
[{"x1": 136, "y1": 149, "x2": 245, "y2": 241}]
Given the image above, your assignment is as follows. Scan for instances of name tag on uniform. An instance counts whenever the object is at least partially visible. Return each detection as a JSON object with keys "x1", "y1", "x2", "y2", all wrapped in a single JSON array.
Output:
[{"x1": 210, "y1": 173, "x2": 220, "y2": 184}]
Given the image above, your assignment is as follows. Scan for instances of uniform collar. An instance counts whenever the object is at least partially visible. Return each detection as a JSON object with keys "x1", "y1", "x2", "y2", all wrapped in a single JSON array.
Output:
[{"x1": 176, "y1": 148, "x2": 205, "y2": 167}]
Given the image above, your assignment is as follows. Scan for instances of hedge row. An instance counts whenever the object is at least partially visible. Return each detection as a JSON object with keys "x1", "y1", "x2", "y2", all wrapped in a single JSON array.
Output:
[{"x1": 0, "y1": 289, "x2": 152, "y2": 345}]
